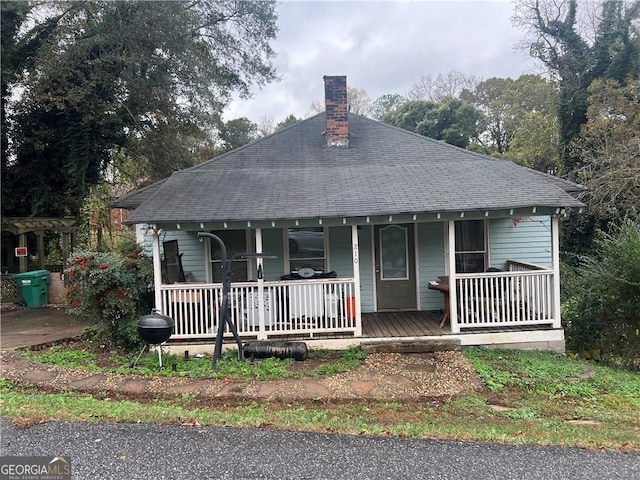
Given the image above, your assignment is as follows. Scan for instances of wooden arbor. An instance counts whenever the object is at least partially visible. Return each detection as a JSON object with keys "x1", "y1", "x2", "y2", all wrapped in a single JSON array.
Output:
[{"x1": 1, "y1": 217, "x2": 79, "y2": 273}]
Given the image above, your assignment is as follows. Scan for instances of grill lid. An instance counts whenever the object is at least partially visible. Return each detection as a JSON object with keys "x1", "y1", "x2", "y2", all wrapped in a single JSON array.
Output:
[{"x1": 137, "y1": 310, "x2": 174, "y2": 344}]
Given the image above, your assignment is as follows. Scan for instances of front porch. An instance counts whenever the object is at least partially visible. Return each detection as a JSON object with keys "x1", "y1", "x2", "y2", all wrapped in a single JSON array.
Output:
[
  {"x1": 160, "y1": 261, "x2": 564, "y2": 353},
  {"x1": 164, "y1": 309, "x2": 565, "y2": 354}
]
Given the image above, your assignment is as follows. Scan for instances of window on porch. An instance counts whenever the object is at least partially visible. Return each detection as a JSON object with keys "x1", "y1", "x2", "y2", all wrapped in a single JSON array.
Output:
[
  {"x1": 455, "y1": 220, "x2": 486, "y2": 273},
  {"x1": 209, "y1": 229, "x2": 249, "y2": 282},
  {"x1": 287, "y1": 227, "x2": 325, "y2": 273}
]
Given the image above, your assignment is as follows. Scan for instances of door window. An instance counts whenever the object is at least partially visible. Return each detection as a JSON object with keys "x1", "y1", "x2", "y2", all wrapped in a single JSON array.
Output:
[{"x1": 379, "y1": 225, "x2": 409, "y2": 280}]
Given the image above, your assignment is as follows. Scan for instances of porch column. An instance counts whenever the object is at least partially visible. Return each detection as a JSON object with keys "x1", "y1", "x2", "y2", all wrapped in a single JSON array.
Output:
[
  {"x1": 447, "y1": 220, "x2": 460, "y2": 333},
  {"x1": 18, "y1": 233, "x2": 27, "y2": 273},
  {"x1": 36, "y1": 231, "x2": 45, "y2": 270},
  {"x1": 151, "y1": 229, "x2": 163, "y2": 313},
  {"x1": 61, "y1": 231, "x2": 71, "y2": 286},
  {"x1": 255, "y1": 228, "x2": 267, "y2": 340},
  {"x1": 551, "y1": 215, "x2": 562, "y2": 329},
  {"x1": 352, "y1": 225, "x2": 362, "y2": 336}
]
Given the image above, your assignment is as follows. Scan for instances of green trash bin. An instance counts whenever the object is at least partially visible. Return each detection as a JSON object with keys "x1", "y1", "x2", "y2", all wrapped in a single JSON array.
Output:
[{"x1": 13, "y1": 270, "x2": 50, "y2": 308}]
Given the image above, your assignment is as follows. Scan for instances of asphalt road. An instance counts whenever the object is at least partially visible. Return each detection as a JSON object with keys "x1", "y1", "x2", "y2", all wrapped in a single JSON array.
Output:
[{"x1": 1, "y1": 418, "x2": 638, "y2": 480}]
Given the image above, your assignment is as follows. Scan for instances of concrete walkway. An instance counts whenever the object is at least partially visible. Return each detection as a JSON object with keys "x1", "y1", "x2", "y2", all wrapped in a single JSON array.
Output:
[
  {"x1": 0, "y1": 306, "x2": 482, "y2": 403},
  {"x1": 0, "y1": 305, "x2": 89, "y2": 350}
]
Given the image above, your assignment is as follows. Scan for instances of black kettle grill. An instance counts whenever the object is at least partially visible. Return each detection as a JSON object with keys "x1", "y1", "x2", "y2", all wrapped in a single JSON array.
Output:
[{"x1": 131, "y1": 310, "x2": 175, "y2": 369}]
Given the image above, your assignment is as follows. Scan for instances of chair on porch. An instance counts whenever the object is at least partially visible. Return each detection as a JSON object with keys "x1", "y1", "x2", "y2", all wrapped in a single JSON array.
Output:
[{"x1": 162, "y1": 240, "x2": 186, "y2": 284}]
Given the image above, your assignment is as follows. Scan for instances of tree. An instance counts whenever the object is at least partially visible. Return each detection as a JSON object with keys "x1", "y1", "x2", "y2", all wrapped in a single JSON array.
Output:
[
  {"x1": 562, "y1": 218, "x2": 640, "y2": 366},
  {"x1": 508, "y1": 110, "x2": 562, "y2": 173},
  {"x1": 572, "y1": 79, "x2": 640, "y2": 222},
  {"x1": 218, "y1": 117, "x2": 258, "y2": 152},
  {"x1": 346, "y1": 87, "x2": 371, "y2": 115},
  {"x1": 256, "y1": 115, "x2": 276, "y2": 137},
  {"x1": 513, "y1": 0, "x2": 640, "y2": 172},
  {"x1": 461, "y1": 74, "x2": 562, "y2": 171},
  {"x1": 384, "y1": 98, "x2": 484, "y2": 149},
  {"x1": 275, "y1": 114, "x2": 300, "y2": 131},
  {"x1": 383, "y1": 100, "x2": 438, "y2": 132},
  {"x1": 310, "y1": 87, "x2": 371, "y2": 115},
  {"x1": 1, "y1": 0, "x2": 278, "y2": 218},
  {"x1": 369, "y1": 93, "x2": 407, "y2": 121},
  {"x1": 408, "y1": 71, "x2": 479, "y2": 102}
]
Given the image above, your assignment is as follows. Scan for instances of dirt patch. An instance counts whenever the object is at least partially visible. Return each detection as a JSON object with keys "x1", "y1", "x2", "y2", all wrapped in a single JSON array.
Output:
[{"x1": 6, "y1": 342, "x2": 483, "y2": 405}]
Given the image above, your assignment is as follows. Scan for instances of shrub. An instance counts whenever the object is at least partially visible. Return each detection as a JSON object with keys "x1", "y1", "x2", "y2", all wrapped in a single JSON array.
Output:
[
  {"x1": 65, "y1": 247, "x2": 154, "y2": 348},
  {"x1": 563, "y1": 218, "x2": 640, "y2": 367}
]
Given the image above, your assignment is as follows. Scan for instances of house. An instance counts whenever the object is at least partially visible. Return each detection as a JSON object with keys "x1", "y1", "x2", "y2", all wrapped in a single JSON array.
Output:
[{"x1": 116, "y1": 75, "x2": 585, "y2": 354}]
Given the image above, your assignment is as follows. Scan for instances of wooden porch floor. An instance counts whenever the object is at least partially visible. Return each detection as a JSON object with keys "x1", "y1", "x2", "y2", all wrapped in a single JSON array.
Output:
[{"x1": 362, "y1": 310, "x2": 449, "y2": 338}]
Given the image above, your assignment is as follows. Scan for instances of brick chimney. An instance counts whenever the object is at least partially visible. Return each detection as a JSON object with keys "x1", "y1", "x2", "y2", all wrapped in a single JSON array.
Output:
[{"x1": 324, "y1": 75, "x2": 349, "y2": 147}]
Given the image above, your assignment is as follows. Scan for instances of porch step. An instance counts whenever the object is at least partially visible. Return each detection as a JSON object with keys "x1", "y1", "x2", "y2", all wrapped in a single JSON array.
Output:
[{"x1": 361, "y1": 338, "x2": 461, "y2": 354}]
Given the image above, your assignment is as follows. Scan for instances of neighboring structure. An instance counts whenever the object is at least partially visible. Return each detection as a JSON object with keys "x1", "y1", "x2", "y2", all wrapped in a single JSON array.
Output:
[{"x1": 114, "y1": 76, "x2": 585, "y2": 353}]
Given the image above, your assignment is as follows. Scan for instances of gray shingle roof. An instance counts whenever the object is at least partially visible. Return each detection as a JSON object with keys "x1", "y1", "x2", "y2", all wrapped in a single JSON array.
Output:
[
  {"x1": 124, "y1": 113, "x2": 585, "y2": 225},
  {"x1": 109, "y1": 180, "x2": 167, "y2": 209}
]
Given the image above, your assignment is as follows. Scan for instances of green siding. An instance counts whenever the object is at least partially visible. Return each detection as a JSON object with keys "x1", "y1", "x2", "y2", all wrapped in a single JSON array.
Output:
[
  {"x1": 328, "y1": 226, "x2": 354, "y2": 276},
  {"x1": 261, "y1": 229, "x2": 285, "y2": 280},
  {"x1": 146, "y1": 217, "x2": 552, "y2": 313},
  {"x1": 489, "y1": 216, "x2": 552, "y2": 269},
  {"x1": 417, "y1": 222, "x2": 446, "y2": 311},
  {"x1": 163, "y1": 231, "x2": 207, "y2": 282},
  {"x1": 357, "y1": 225, "x2": 375, "y2": 312}
]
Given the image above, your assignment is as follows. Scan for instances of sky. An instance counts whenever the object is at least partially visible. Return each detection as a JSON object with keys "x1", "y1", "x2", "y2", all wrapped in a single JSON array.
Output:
[{"x1": 224, "y1": 0, "x2": 542, "y2": 124}]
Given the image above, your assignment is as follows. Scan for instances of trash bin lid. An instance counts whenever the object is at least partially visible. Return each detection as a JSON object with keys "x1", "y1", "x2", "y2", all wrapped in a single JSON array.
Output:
[{"x1": 13, "y1": 269, "x2": 50, "y2": 278}]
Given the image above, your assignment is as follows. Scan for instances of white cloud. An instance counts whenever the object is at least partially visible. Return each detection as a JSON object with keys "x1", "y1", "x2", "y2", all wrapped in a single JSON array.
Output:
[{"x1": 224, "y1": 0, "x2": 538, "y2": 123}]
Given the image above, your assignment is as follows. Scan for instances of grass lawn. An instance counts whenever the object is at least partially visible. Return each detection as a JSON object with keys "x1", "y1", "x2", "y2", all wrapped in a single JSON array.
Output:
[{"x1": 1, "y1": 347, "x2": 638, "y2": 451}]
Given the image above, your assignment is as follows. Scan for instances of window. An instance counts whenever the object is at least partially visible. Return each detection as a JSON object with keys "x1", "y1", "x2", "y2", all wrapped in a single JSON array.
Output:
[
  {"x1": 455, "y1": 220, "x2": 486, "y2": 273},
  {"x1": 209, "y1": 230, "x2": 249, "y2": 283},
  {"x1": 287, "y1": 227, "x2": 325, "y2": 272}
]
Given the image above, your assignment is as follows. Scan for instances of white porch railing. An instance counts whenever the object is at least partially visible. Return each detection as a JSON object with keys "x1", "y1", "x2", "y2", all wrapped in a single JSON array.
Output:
[
  {"x1": 160, "y1": 278, "x2": 358, "y2": 341},
  {"x1": 456, "y1": 262, "x2": 556, "y2": 328}
]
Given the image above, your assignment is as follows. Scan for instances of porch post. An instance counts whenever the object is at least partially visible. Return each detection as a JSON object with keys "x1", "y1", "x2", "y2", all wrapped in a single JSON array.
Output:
[
  {"x1": 18, "y1": 233, "x2": 27, "y2": 273},
  {"x1": 551, "y1": 215, "x2": 562, "y2": 329},
  {"x1": 36, "y1": 231, "x2": 45, "y2": 270},
  {"x1": 151, "y1": 229, "x2": 163, "y2": 313},
  {"x1": 352, "y1": 224, "x2": 362, "y2": 336},
  {"x1": 447, "y1": 220, "x2": 460, "y2": 333},
  {"x1": 255, "y1": 228, "x2": 267, "y2": 340}
]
